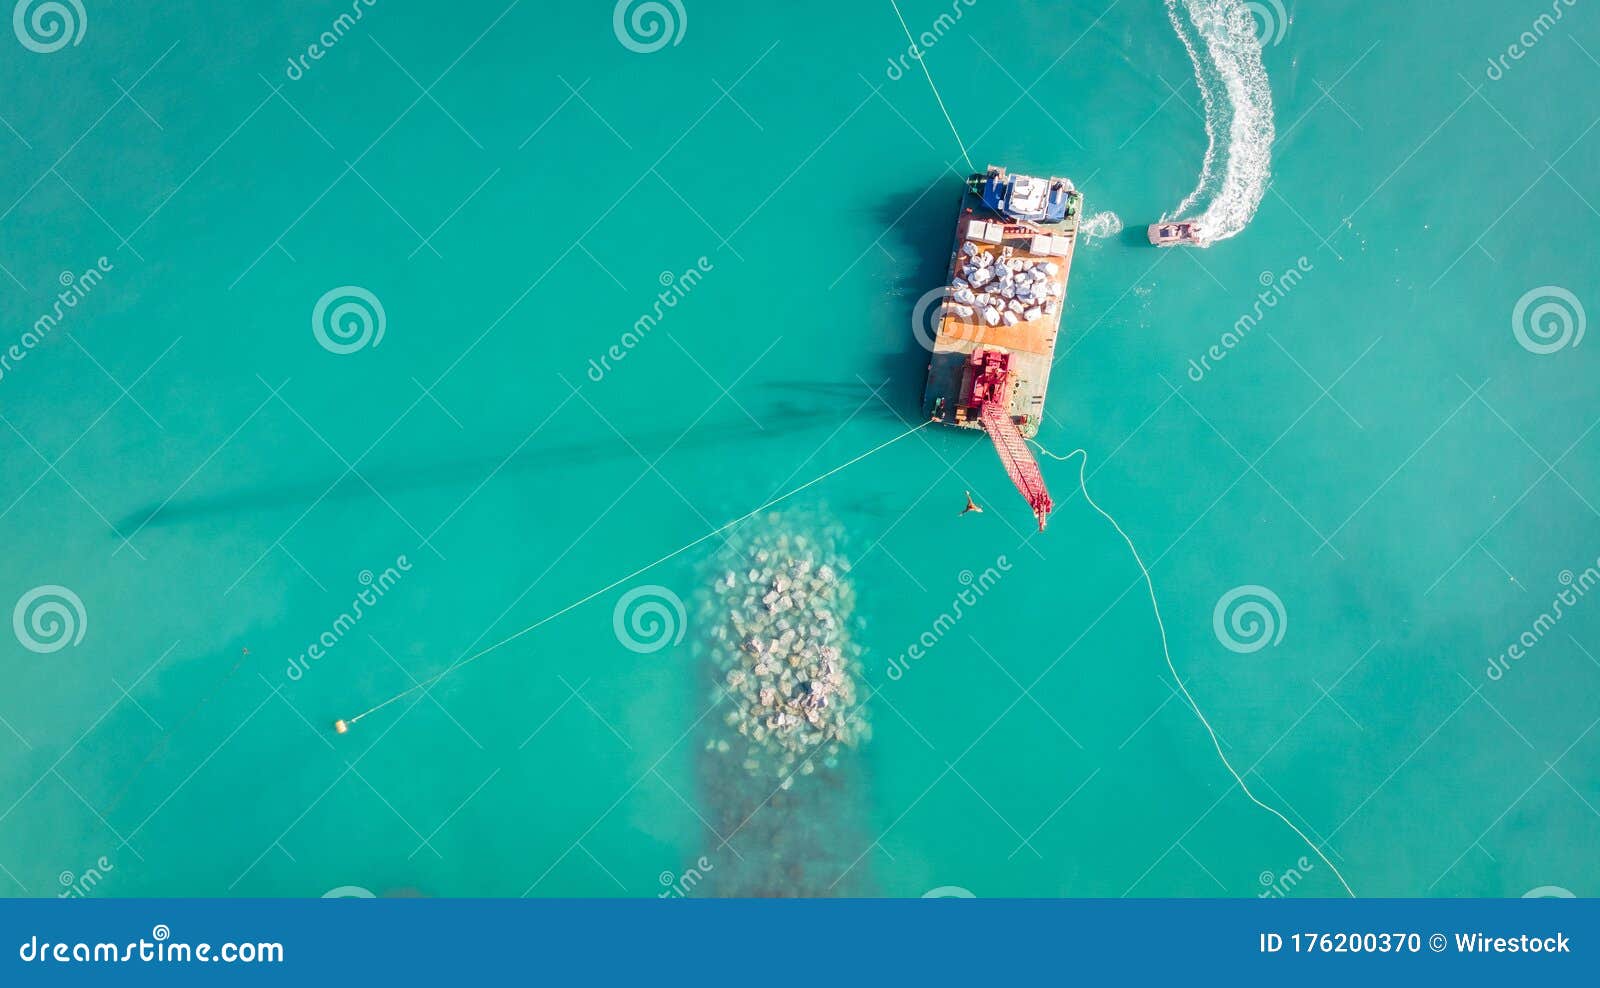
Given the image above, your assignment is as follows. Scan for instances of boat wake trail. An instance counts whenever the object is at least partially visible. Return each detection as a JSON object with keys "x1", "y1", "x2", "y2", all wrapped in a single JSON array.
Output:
[
  {"x1": 1080, "y1": 211, "x2": 1124, "y2": 242},
  {"x1": 1163, "y1": 0, "x2": 1276, "y2": 245},
  {"x1": 1032, "y1": 441, "x2": 1357, "y2": 897}
]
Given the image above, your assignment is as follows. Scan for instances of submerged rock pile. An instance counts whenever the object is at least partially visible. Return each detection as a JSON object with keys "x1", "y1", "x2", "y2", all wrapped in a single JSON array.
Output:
[{"x1": 701, "y1": 521, "x2": 869, "y2": 786}]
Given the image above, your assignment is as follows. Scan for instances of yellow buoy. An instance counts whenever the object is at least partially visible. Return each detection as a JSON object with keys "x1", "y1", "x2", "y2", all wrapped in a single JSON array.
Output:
[{"x1": 333, "y1": 719, "x2": 349, "y2": 735}]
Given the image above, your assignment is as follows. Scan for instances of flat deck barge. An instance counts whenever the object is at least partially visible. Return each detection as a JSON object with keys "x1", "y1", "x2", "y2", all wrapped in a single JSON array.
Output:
[{"x1": 920, "y1": 165, "x2": 1081, "y2": 528}]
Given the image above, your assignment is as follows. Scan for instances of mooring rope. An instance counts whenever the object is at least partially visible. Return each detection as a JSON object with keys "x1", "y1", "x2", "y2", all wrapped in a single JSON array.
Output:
[
  {"x1": 1032, "y1": 440, "x2": 1358, "y2": 897},
  {"x1": 340, "y1": 421, "x2": 934, "y2": 728},
  {"x1": 887, "y1": 0, "x2": 976, "y2": 173}
]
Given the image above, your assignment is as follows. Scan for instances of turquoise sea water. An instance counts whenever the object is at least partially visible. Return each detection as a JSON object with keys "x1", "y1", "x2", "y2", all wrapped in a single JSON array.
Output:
[{"x1": 0, "y1": 0, "x2": 1597, "y2": 898}]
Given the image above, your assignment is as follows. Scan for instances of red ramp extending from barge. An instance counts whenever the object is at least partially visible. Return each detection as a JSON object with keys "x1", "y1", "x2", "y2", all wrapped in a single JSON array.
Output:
[
  {"x1": 958, "y1": 349, "x2": 1053, "y2": 530},
  {"x1": 980, "y1": 404, "x2": 1053, "y2": 530}
]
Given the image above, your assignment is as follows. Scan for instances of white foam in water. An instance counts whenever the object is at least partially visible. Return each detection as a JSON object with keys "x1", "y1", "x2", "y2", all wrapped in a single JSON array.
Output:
[
  {"x1": 1080, "y1": 211, "x2": 1124, "y2": 242},
  {"x1": 1163, "y1": 0, "x2": 1276, "y2": 245}
]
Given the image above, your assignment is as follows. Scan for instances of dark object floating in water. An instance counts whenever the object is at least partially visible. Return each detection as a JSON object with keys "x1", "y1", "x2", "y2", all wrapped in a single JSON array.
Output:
[{"x1": 1148, "y1": 220, "x2": 1205, "y2": 247}]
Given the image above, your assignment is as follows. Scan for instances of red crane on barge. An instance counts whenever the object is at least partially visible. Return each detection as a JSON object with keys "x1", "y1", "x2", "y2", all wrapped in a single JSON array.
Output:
[{"x1": 949, "y1": 350, "x2": 1054, "y2": 530}]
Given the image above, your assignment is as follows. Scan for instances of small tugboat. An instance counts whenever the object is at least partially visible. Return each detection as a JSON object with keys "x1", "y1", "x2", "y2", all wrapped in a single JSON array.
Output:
[{"x1": 1147, "y1": 220, "x2": 1204, "y2": 247}]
